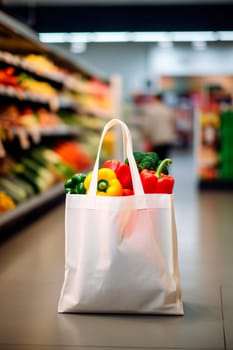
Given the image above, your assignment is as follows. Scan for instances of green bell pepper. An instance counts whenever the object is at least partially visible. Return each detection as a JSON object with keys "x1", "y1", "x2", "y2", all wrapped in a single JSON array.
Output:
[{"x1": 64, "y1": 173, "x2": 87, "y2": 194}]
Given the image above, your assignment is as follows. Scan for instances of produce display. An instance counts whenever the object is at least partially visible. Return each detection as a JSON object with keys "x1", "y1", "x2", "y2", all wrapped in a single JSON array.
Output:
[
  {"x1": 53, "y1": 141, "x2": 93, "y2": 172},
  {"x1": 0, "y1": 53, "x2": 114, "y2": 164},
  {"x1": 23, "y1": 54, "x2": 65, "y2": 77},
  {"x1": 0, "y1": 105, "x2": 63, "y2": 133},
  {"x1": 198, "y1": 104, "x2": 233, "y2": 186},
  {"x1": 0, "y1": 190, "x2": 15, "y2": 214},
  {"x1": 64, "y1": 152, "x2": 174, "y2": 196},
  {"x1": 0, "y1": 66, "x2": 59, "y2": 98},
  {"x1": 0, "y1": 48, "x2": 116, "y2": 220},
  {"x1": 219, "y1": 110, "x2": 233, "y2": 180},
  {"x1": 0, "y1": 141, "x2": 94, "y2": 215},
  {"x1": 198, "y1": 105, "x2": 220, "y2": 181},
  {"x1": 0, "y1": 13, "x2": 119, "y2": 232}
]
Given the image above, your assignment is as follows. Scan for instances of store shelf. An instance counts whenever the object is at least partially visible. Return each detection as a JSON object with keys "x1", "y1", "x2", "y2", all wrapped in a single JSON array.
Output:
[
  {"x1": 195, "y1": 105, "x2": 233, "y2": 190},
  {"x1": 0, "y1": 84, "x2": 76, "y2": 111},
  {"x1": 0, "y1": 182, "x2": 64, "y2": 233},
  {"x1": 0, "y1": 10, "x2": 120, "y2": 236},
  {"x1": 198, "y1": 179, "x2": 233, "y2": 190},
  {"x1": 6, "y1": 125, "x2": 81, "y2": 145},
  {"x1": 0, "y1": 11, "x2": 109, "y2": 82},
  {"x1": 0, "y1": 50, "x2": 66, "y2": 86}
]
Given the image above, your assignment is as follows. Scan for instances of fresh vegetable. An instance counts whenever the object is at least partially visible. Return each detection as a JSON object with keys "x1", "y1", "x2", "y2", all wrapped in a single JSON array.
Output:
[
  {"x1": 0, "y1": 191, "x2": 15, "y2": 214},
  {"x1": 30, "y1": 148, "x2": 74, "y2": 179},
  {"x1": 122, "y1": 188, "x2": 134, "y2": 196},
  {"x1": 84, "y1": 168, "x2": 123, "y2": 196},
  {"x1": 155, "y1": 158, "x2": 174, "y2": 194},
  {"x1": 102, "y1": 159, "x2": 132, "y2": 189},
  {"x1": 12, "y1": 163, "x2": 51, "y2": 193},
  {"x1": 139, "y1": 169, "x2": 158, "y2": 194},
  {"x1": 63, "y1": 153, "x2": 175, "y2": 196},
  {"x1": 125, "y1": 151, "x2": 160, "y2": 171},
  {"x1": 65, "y1": 173, "x2": 86, "y2": 194},
  {"x1": 139, "y1": 158, "x2": 174, "y2": 194},
  {"x1": 8, "y1": 175, "x2": 35, "y2": 198},
  {"x1": 21, "y1": 157, "x2": 55, "y2": 187},
  {"x1": 0, "y1": 67, "x2": 19, "y2": 87},
  {"x1": 54, "y1": 141, "x2": 93, "y2": 172},
  {"x1": 157, "y1": 160, "x2": 169, "y2": 175},
  {"x1": 0, "y1": 177, "x2": 28, "y2": 203},
  {"x1": 18, "y1": 73, "x2": 57, "y2": 96}
]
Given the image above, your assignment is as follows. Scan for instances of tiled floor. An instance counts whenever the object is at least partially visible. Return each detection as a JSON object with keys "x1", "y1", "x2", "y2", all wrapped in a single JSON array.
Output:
[{"x1": 0, "y1": 149, "x2": 233, "y2": 349}]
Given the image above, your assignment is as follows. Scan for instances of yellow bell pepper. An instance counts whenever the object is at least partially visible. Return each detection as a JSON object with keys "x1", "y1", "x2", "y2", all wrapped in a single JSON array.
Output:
[
  {"x1": 0, "y1": 191, "x2": 15, "y2": 214},
  {"x1": 84, "y1": 168, "x2": 123, "y2": 196}
]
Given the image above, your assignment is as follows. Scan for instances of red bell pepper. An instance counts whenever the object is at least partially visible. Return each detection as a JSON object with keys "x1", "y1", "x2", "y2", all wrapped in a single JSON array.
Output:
[
  {"x1": 155, "y1": 158, "x2": 174, "y2": 194},
  {"x1": 122, "y1": 188, "x2": 134, "y2": 196},
  {"x1": 140, "y1": 169, "x2": 158, "y2": 193},
  {"x1": 102, "y1": 160, "x2": 133, "y2": 189}
]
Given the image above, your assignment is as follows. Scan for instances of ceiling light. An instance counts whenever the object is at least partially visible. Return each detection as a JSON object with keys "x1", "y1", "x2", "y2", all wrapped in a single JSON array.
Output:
[
  {"x1": 91, "y1": 32, "x2": 131, "y2": 42},
  {"x1": 218, "y1": 31, "x2": 233, "y2": 41},
  {"x1": 131, "y1": 32, "x2": 171, "y2": 42},
  {"x1": 69, "y1": 32, "x2": 90, "y2": 43},
  {"x1": 39, "y1": 31, "x2": 233, "y2": 44},
  {"x1": 39, "y1": 32, "x2": 70, "y2": 43},
  {"x1": 172, "y1": 31, "x2": 216, "y2": 42}
]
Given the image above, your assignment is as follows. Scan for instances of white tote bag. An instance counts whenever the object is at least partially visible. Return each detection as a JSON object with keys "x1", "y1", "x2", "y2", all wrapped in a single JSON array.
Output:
[{"x1": 58, "y1": 118, "x2": 183, "y2": 315}]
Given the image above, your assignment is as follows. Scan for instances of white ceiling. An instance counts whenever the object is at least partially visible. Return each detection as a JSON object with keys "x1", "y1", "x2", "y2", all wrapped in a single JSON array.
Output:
[{"x1": 3, "y1": 0, "x2": 233, "y2": 5}]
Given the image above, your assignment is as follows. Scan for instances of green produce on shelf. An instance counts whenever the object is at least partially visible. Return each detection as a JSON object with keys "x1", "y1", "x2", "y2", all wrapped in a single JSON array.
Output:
[
  {"x1": 219, "y1": 110, "x2": 233, "y2": 180},
  {"x1": 8, "y1": 175, "x2": 35, "y2": 198},
  {"x1": 0, "y1": 177, "x2": 28, "y2": 203},
  {"x1": 30, "y1": 148, "x2": 74, "y2": 180},
  {"x1": 12, "y1": 163, "x2": 51, "y2": 193},
  {"x1": 0, "y1": 12, "x2": 115, "y2": 226},
  {"x1": 21, "y1": 157, "x2": 55, "y2": 185}
]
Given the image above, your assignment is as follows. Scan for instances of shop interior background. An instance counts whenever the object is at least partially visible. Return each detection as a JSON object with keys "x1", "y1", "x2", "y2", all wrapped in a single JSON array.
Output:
[{"x1": 2, "y1": 0, "x2": 233, "y2": 99}]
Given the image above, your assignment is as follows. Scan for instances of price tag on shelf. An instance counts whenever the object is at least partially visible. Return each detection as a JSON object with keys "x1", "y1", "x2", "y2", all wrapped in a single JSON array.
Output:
[
  {"x1": 28, "y1": 127, "x2": 41, "y2": 144},
  {"x1": 16, "y1": 128, "x2": 30, "y2": 149},
  {"x1": 49, "y1": 96, "x2": 59, "y2": 111},
  {"x1": 0, "y1": 139, "x2": 6, "y2": 158}
]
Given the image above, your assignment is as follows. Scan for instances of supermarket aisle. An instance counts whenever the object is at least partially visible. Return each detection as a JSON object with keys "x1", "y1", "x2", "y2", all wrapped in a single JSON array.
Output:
[{"x1": 0, "y1": 149, "x2": 233, "y2": 349}]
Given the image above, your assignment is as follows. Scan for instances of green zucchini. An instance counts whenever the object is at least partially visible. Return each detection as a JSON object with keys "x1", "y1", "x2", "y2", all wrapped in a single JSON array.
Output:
[
  {"x1": 8, "y1": 175, "x2": 35, "y2": 197},
  {"x1": 12, "y1": 164, "x2": 44, "y2": 193},
  {"x1": 0, "y1": 177, "x2": 28, "y2": 203}
]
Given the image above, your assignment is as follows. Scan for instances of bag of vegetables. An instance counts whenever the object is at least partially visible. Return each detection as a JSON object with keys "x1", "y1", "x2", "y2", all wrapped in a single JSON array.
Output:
[
  {"x1": 64, "y1": 154, "x2": 174, "y2": 196},
  {"x1": 58, "y1": 118, "x2": 183, "y2": 315}
]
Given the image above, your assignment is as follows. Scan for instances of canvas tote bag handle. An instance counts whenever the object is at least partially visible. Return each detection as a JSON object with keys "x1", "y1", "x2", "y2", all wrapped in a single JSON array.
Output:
[{"x1": 88, "y1": 118, "x2": 144, "y2": 196}]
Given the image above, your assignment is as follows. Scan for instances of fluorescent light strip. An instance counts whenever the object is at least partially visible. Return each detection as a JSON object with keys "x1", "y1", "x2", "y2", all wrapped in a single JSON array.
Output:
[
  {"x1": 39, "y1": 32, "x2": 70, "y2": 43},
  {"x1": 69, "y1": 32, "x2": 90, "y2": 43},
  {"x1": 218, "y1": 31, "x2": 233, "y2": 41},
  {"x1": 91, "y1": 32, "x2": 131, "y2": 42},
  {"x1": 172, "y1": 31, "x2": 216, "y2": 42},
  {"x1": 131, "y1": 31, "x2": 171, "y2": 42},
  {"x1": 39, "y1": 31, "x2": 233, "y2": 44}
]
